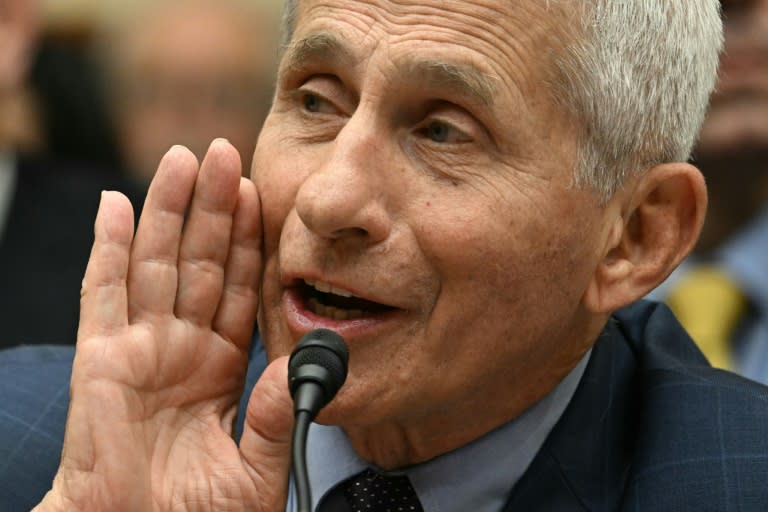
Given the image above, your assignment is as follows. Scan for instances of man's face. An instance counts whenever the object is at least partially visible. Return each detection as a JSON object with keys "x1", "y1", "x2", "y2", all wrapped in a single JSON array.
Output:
[
  {"x1": 698, "y1": 0, "x2": 768, "y2": 157},
  {"x1": 253, "y1": 0, "x2": 611, "y2": 435}
]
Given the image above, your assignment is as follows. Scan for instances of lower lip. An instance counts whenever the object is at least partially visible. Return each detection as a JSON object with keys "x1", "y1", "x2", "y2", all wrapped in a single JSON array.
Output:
[{"x1": 282, "y1": 287, "x2": 404, "y2": 340}]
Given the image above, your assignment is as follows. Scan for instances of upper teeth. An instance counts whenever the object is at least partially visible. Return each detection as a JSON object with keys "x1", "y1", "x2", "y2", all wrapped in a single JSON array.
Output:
[{"x1": 304, "y1": 279, "x2": 353, "y2": 297}]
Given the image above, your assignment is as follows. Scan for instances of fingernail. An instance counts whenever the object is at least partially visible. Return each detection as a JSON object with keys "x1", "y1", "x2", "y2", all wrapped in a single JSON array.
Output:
[{"x1": 100, "y1": 189, "x2": 116, "y2": 202}]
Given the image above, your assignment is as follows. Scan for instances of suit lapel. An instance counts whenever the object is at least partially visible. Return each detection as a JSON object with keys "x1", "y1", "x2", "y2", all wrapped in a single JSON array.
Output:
[{"x1": 503, "y1": 319, "x2": 640, "y2": 511}]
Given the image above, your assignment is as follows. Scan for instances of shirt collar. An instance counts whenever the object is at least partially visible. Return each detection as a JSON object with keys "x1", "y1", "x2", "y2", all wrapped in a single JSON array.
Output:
[{"x1": 291, "y1": 349, "x2": 591, "y2": 512}]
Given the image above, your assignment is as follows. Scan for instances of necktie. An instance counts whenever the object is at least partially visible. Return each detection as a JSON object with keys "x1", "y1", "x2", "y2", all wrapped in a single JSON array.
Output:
[
  {"x1": 341, "y1": 468, "x2": 424, "y2": 512},
  {"x1": 667, "y1": 265, "x2": 747, "y2": 370}
]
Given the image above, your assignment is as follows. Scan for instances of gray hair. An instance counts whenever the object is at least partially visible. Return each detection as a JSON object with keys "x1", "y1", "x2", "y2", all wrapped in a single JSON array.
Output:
[
  {"x1": 279, "y1": 1, "x2": 723, "y2": 200},
  {"x1": 555, "y1": 1, "x2": 723, "y2": 199}
]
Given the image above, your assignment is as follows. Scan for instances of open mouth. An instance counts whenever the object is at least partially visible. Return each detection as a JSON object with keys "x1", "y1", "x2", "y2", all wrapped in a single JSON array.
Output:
[{"x1": 299, "y1": 279, "x2": 396, "y2": 320}]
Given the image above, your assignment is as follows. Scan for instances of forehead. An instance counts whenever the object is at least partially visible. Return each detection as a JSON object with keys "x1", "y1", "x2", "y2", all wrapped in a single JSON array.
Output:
[{"x1": 288, "y1": 0, "x2": 572, "y2": 98}]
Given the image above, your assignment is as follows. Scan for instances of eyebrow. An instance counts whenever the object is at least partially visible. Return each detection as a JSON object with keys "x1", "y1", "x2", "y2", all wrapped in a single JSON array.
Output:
[
  {"x1": 281, "y1": 32, "x2": 496, "y2": 107},
  {"x1": 281, "y1": 32, "x2": 355, "y2": 73},
  {"x1": 403, "y1": 59, "x2": 496, "y2": 107}
]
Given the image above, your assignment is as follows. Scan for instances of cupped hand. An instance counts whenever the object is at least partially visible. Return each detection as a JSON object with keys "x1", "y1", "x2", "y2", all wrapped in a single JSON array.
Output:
[{"x1": 36, "y1": 140, "x2": 293, "y2": 512}]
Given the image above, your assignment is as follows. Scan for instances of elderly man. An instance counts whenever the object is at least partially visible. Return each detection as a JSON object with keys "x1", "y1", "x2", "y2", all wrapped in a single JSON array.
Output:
[{"x1": 1, "y1": 0, "x2": 767, "y2": 511}]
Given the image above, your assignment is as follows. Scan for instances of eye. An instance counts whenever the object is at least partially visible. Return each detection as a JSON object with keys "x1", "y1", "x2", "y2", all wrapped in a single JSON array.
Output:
[
  {"x1": 426, "y1": 121, "x2": 451, "y2": 143},
  {"x1": 420, "y1": 120, "x2": 472, "y2": 144},
  {"x1": 296, "y1": 87, "x2": 344, "y2": 117},
  {"x1": 303, "y1": 92, "x2": 322, "y2": 113}
]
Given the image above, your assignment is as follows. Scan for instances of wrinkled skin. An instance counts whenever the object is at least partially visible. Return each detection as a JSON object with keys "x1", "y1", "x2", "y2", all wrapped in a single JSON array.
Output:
[
  {"x1": 35, "y1": 1, "x2": 707, "y2": 510},
  {"x1": 36, "y1": 142, "x2": 296, "y2": 511},
  {"x1": 254, "y1": 0, "x2": 613, "y2": 467}
]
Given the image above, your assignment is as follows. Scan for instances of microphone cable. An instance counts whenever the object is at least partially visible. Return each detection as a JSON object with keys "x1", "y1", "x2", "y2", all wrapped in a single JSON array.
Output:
[{"x1": 288, "y1": 329, "x2": 349, "y2": 512}]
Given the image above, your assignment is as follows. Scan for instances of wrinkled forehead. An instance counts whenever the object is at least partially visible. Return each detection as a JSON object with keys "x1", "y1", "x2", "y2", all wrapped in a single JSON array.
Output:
[
  {"x1": 286, "y1": 0, "x2": 576, "y2": 98},
  {"x1": 288, "y1": 0, "x2": 573, "y2": 35}
]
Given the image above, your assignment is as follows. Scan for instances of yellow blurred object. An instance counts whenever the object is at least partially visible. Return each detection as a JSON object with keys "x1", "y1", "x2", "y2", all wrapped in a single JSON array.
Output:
[{"x1": 667, "y1": 266, "x2": 748, "y2": 370}]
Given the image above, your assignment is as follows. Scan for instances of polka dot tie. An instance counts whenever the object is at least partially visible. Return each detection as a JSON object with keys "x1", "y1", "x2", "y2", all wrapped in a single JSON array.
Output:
[{"x1": 342, "y1": 468, "x2": 424, "y2": 512}]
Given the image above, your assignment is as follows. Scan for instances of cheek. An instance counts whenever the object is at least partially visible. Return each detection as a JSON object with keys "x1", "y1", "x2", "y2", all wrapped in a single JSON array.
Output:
[
  {"x1": 421, "y1": 198, "x2": 598, "y2": 336},
  {"x1": 408, "y1": 209, "x2": 598, "y2": 405},
  {"x1": 252, "y1": 134, "x2": 305, "y2": 357},
  {"x1": 252, "y1": 140, "x2": 309, "y2": 243}
]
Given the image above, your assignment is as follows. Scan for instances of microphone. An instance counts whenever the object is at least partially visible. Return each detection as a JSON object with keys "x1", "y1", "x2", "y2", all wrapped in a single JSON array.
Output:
[{"x1": 288, "y1": 329, "x2": 349, "y2": 512}]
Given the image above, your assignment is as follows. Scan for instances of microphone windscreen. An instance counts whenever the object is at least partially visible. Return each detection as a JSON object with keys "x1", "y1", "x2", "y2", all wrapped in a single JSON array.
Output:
[{"x1": 288, "y1": 329, "x2": 349, "y2": 400}]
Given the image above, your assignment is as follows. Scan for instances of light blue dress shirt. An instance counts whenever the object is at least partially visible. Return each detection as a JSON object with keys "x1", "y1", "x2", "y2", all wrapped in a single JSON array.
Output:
[
  {"x1": 719, "y1": 207, "x2": 768, "y2": 383},
  {"x1": 650, "y1": 206, "x2": 768, "y2": 384},
  {"x1": 286, "y1": 350, "x2": 591, "y2": 512}
]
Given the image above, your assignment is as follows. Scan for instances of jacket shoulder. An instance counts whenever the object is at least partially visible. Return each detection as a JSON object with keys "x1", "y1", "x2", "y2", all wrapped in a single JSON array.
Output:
[
  {"x1": 0, "y1": 345, "x2": 73, "y2": 510},
  {"x1": 614, "y1": 301, "x2": 768, "y2": 510}
]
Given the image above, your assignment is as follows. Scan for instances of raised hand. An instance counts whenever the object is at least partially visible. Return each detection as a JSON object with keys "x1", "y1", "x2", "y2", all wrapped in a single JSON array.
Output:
[{"x1": 35, "y1": 140, "x2": 294, "y2": 512}]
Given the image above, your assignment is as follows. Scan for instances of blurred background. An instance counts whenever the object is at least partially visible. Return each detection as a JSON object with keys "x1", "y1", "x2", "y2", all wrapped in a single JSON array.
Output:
[
  {"x1": 652, "y1": 0, "x2": 768, "y2": 385},
  {"x1": 0, "y1": 0, "x2": 283, "y2": 346},
  {"x1": 8, "y1": 0, "x2": 282, "y2": 178}
]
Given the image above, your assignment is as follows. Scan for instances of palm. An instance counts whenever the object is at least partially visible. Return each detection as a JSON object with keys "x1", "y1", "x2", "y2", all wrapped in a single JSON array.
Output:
[
  {"x1": 68, "y1": 330, "x2": 257, "y2": 511},
  {"x1": 44, "y1": 142, "x2": 292, "y2": 512}
]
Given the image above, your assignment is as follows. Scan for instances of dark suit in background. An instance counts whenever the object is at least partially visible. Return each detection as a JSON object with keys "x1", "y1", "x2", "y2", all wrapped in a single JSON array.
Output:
[
  {"x1": 1, "y1": 301, "x2": 767, "y2": 511},
  {"x1": 0, "y1": 155, "x2": 144, "y2": 347}
]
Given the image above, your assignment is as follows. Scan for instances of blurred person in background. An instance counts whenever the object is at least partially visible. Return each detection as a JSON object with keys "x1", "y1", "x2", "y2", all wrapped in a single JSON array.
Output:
[
  {"x1": 654, "y1": 0, "x2": 768, "y2": 383},
  {"x1": 0, "y1": 0, "x2": 43, "y2": 154},
  {"x1": 94, "y1": 0, "x2": 281, "y2": 185},
  {"x1": 0, "y1": 0, "x2": 143, "y2": 347}
]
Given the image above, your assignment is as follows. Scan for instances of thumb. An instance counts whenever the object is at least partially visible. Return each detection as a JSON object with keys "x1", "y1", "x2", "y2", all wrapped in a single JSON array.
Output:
[{"x1": 240, "y1": 356, "x2": 295, "y2": 511}]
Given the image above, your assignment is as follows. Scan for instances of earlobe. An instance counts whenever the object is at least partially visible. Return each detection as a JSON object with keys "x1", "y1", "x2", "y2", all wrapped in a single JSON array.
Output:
[{"x1": 583, "y1": 163, "x2": 707, "y2": 313}]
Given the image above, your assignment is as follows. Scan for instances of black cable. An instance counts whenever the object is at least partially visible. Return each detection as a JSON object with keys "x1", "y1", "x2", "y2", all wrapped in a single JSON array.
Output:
[
  {"x1": 288, "y1": 329, "x2": 349, "y2": 512},
  {"x1": 292, "y1": 409, "x2": 313, "y2": 512}
]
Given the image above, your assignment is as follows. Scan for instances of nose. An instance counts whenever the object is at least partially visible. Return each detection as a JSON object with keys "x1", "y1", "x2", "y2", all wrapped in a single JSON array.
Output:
[{"x1": 294, "y1": 117, "x2": 393, "y2": 245}]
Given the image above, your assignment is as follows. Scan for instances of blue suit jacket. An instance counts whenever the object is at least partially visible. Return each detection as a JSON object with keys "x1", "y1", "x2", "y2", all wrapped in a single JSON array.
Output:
[{"x1": 1, "y1": 301, "x2": 767, "y2": 511}]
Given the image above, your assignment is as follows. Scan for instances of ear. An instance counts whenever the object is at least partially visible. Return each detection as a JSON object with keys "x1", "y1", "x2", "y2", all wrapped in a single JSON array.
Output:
[{"x1": 583, "y1": 163, "x2": 707, "y2": 313}]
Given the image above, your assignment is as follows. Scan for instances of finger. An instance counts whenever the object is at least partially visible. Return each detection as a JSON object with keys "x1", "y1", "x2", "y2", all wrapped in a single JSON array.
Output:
[
  {"x1": 128, "y1": 146, "x2": 199, "y2": 318},
  {"x1": 213, "y1": 178, "x2": 261, "y2": 348},
  {"x1": 174, "y1": 139, "x2": 242, "y2": 326},
  {"x1": 239, "y1": 357, "x2": 294, "y2": 512},
  {"x1": 78, "y1": 191, "x2": 134, "y2": 340}
]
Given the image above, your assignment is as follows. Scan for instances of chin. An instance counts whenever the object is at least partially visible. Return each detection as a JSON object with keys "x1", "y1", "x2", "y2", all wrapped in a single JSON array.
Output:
[
  {"x1": 312, "y1": 394, "x2": 359, "y2": 428},
  {"x1": 313, "y1": 381, "x2": 394, "y2": 429}
]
